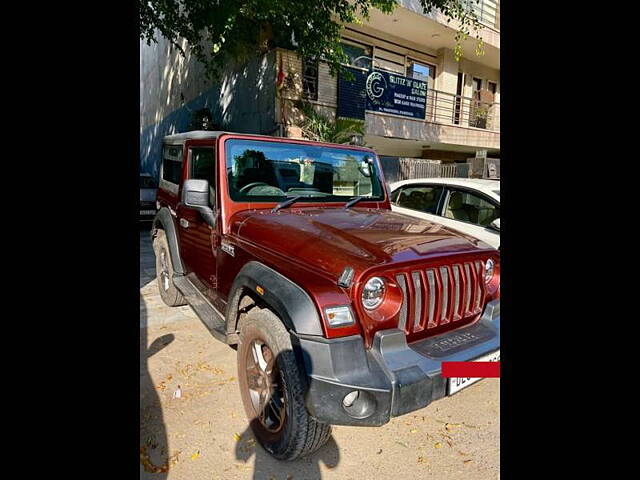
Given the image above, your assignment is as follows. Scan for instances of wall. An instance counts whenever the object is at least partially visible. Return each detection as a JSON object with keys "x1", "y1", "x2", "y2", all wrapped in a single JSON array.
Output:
[
  {"x1": 275, "y1": 48, "x2": 338, "y2": 137},
  {"x1": 140, "y1": 35, "x2": 277, "y2": 178}
]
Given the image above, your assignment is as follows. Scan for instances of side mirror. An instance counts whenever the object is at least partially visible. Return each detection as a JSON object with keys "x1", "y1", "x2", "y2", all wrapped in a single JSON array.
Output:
[
  {"x1": 182, "y1": 179, "x2": 216, "y2": 227},
  {"x1": 489, "y1": 218, "x2": 500, "y2": 232}
]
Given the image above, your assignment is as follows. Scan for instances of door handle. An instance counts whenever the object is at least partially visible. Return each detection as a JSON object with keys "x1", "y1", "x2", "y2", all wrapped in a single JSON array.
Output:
[{"x1": 179, "y1": 218, "x2": 189, "y2": 228}]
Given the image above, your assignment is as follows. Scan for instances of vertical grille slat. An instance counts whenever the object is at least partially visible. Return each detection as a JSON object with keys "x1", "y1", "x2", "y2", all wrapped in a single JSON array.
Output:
[
  {"x1": 389, "y1": 258, "x2": 489, "y2": 337},
  {"x1": 463, "y1": 263, "x2": 473, "y2": 315},
  {"x1": 473, "y1": 260, "x2": 484, "y2": 313},
  {"x1": 411, "y1": 271, "x2": 422, "y2": 331},
  {"x1": 439, "y1": 266, "x2": 450, "y2": 325},
  {"x1": 452, "y1": 265, "x2": 461, "y2": 321},
  {"x1": 396, "y1": 274, "x2": 408, "y2": 332},
  {"x1": 426, "y1": 269, "x2": 437, "y2": 328}
]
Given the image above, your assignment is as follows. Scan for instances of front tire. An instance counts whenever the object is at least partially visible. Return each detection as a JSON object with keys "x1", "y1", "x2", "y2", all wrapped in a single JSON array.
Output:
[
  {"x1": 152, "y1": 230, "x2": 186, "y2": 307},
  {"x1": 237, "y1": 308, "x2": 331, "y2": 460}
]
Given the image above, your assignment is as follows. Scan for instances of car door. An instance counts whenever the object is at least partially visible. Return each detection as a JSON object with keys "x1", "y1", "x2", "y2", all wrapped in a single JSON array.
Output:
[
  {"x1": 176, "y1": 144, "x2": 219, "y2": 295},
  {"x1": 438, "y1": 187, "x2": 500, "y2": 248},
  {"x1": 390, "y1": 183, "x2": 446, "y2": 224}
]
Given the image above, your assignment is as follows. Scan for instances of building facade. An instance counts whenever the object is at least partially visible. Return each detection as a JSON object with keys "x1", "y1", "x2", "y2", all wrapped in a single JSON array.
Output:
[{"x1": 140, "y1": 0, "x2": 500, "y2": 180}]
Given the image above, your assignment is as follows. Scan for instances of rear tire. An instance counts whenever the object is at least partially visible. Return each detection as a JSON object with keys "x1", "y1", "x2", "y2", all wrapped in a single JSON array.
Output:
[
  {"x1": 237, "y1": 308, "x2": 331, "y2": 460},
  {"x1": 153, "y1": 230, "x2": 186, "y2": 307}
]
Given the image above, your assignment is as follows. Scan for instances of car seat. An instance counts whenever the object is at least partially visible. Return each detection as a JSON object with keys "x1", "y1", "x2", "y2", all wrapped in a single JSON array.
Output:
[
  {"x1": 405, "y1": 191, "x2": 424, "y2": 210},
  {"x1": 445, "y1": 192, "x2": 471, "y2": 222}
]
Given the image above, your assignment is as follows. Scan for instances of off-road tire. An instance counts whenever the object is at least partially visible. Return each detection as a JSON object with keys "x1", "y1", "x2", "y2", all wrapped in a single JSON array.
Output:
[
  {"x1": 237, "y1": 308, "x2": 332, "y2": 460},
  {"x1": 152, "y1": 230, "x2": 186, "y2": 307}
]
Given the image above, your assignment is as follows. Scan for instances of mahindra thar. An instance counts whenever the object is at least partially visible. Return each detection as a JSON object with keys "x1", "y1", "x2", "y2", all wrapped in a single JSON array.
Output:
[{"x1": 151, "y1": 131, "x2": 500, "y2": 460}]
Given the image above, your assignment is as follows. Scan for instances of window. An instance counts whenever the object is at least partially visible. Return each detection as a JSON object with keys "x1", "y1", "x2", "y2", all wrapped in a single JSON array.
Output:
[
  {"x1": 444, "y1": 189, "x2": 499, "y2": 227},
  {"x1": 341, "y1": 42, "x2": 372, "y2": 69},
  {"x1": 471, "y1": 77, "x2": 487, "y2": 129},
  {"x1": 189, "y1": 147, "x2": 216, "y2": 206},
  {"x1": 488, "y1": 81, "x2": 497, "y2": 95},
  {"x1": 302, "y1": 58, "x2": 319, "y2": 101},
  {"x1": 161, "y1": 145, "x2": 183, "y2": 185},
  {"x1": 395, "y1": 185, "x2": 444, "y2": 214},
  {"x1": 374, "y1": 49, "x2": 405, "y2": 74},
  {"x1": 472, "y1": 77, "x2": 483, "y2": 99},
  {"x1": 407, "y1": 59, "x2": 435, "y2": 86},
  {"x1": 225, "y1": 139, "x2": 384, "y2": 202},
  {"x1": 407, "y1": 59, "x2": 435, "y2": 120},
  {"x1": 190, "y1": 148, "x2": 215, "y2": 183}
]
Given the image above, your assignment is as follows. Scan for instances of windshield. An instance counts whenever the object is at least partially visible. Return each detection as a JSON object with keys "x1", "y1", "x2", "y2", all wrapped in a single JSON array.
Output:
[{"x1": 225, "y1": 139, "x2": 385, "y2": 202}]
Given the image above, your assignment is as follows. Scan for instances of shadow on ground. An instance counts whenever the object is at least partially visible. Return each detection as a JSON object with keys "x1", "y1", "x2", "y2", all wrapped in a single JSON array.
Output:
[
  {"x1": 140, "y1": 253, "x2": 174, "y2": 477},
  {"x1": 232, "y1": 341, "x2": 341, "y2": 478},
  {"x1": 235, "y1": 427, "x2": 340, "y2": 479},
  {"x1": 139, "y1": 221, "x2": 341, "y2": 478}
]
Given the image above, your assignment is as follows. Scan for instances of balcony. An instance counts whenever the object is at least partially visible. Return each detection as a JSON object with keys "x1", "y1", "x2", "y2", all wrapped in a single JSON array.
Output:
[
  {"x1": 427, "y1": 89, "x2": 500, "y2": 132},
  {"x1": 392, "y1": 0, "x2": 500, "y2": 53},
  {"x1": 364, "y1": 88, "x2": 499, "y2": 155},
  {"x1": 462, "y1": 0, "x2": 500, "y2": 31}
]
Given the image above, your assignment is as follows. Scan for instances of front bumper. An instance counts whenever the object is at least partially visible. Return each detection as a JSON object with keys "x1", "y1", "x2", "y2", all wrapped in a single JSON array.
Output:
[{"x1": 291, "y1": 299, "x2": 500, "y2": 426}]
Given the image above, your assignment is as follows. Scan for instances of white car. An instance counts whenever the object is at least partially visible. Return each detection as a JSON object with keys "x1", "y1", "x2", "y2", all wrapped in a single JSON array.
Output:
[{"x1": 389, "y1": 178, "x2": 500, "y2": 249}]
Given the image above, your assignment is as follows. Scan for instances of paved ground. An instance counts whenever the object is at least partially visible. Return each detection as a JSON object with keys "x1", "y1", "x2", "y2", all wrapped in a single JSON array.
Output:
[{"x1": 140, "y1": 228, "x2": 499, "y2": 479}]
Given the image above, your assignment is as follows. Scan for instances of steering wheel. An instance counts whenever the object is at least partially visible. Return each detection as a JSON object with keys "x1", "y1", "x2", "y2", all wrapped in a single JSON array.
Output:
[{"x1": 238, "y1": 182, "x2": 269, "y2": 194}]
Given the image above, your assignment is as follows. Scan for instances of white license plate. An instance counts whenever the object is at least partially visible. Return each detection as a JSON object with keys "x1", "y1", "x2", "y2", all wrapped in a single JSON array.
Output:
[
  {"x1": 140, "y1": 210, "x2": 155, "y2": 215},
  {"x1": 447, "y1": 349, "x2": 500, "y2": 396}
]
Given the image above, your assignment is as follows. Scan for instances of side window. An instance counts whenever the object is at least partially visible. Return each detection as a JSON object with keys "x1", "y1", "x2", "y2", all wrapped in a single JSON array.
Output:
[
  {"x1": 389, "y1": 187, "x2": 402, "y2": 203},
  {"x1": 395, "y1": 185, "x2": 443, "y2": 214},
  {"x1": 189, "y1": 147, "x2": 216, "y2": 206},
  {"x1": 161, "y1": 145, "x2": 183, "y2": 185},
  {"x1": 444, "y1": 188, "x2": 499, "y2": 227}
]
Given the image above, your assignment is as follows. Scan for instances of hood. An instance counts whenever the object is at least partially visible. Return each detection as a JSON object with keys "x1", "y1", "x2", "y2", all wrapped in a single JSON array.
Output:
[{"x1": 232, "y1": 207, "x2": 493, "y2": 280}]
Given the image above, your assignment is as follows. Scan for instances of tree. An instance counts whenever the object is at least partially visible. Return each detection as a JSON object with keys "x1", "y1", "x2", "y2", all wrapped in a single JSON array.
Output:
[
  {"x1": 140, "y1": 1, "x2": 483, "y2": 79},
  {"x1": 295, "y1": 101, "x2": 366, "y2": 144}
]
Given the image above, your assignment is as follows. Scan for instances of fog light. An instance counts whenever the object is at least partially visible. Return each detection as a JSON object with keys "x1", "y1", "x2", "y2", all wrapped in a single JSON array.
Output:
[
  {"x1": 341, "y1": 389, "x2": 376, "y2": 419},
  {"x1": 343, "y1": 390, "x2": 360, "y2": 408}
]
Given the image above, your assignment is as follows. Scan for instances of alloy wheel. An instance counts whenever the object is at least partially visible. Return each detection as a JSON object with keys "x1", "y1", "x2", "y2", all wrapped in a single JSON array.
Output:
[
  {"x1": 244, "y1": 340, "x2": 286, "y2": 432},
  {"x1": 159, "y1": 250, "x2": 170, "y2": 291}
]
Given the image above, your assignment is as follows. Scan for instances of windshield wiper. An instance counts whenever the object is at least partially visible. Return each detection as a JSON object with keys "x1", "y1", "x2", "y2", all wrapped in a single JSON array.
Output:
[
  {"x1": 344, "y1": 196, "x2": 367, "y2": 209},
  {"x1": 272, "y1": 195, "x2": 304, "y2": 213}
]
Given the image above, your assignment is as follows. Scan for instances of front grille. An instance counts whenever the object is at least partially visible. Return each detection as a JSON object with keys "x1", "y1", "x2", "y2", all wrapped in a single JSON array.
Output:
[{"x1": 394, "y1": 260, "x2": 486, "y2": 336}]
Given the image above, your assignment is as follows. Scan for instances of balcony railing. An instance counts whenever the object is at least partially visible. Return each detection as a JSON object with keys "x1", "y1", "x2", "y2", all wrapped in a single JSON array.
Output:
[
  {"x1": 425, "y1": 89, "x2": 500, "y2": 132},
  {"x1": 462, "y1": 0, "x2": 499, "y2": 30}
]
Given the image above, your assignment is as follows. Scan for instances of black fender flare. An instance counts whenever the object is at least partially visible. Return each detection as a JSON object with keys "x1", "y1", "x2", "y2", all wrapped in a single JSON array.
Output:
[
  {"x1": 151, "y1": 207, "x2": 185, "y2": 275},
  {"x1": 226, "y1": 261, "x2": 323, "y2": 336}
]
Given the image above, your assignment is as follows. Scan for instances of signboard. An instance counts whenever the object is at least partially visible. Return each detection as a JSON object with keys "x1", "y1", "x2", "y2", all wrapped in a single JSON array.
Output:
[
  {"x1": 337, "y1": 67, "x2": 367, "y2": 120},
  {"x1": 365, "y1": 70, "x2": 427, "y2": 119}
]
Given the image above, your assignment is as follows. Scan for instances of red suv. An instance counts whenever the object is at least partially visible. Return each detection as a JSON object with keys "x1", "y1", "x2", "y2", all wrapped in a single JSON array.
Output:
[{"x1": 151, "y1": 131, "x2": 500, "y2": 460}]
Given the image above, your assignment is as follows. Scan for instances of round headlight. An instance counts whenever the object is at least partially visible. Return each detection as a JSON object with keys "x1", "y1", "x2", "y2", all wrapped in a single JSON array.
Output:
[
  {"x1": 484, "y1": 259, "x2": 495, "y2": 284},
  {"x1": 362, "y1": 277, "x2": 385, "y2": 310}
]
